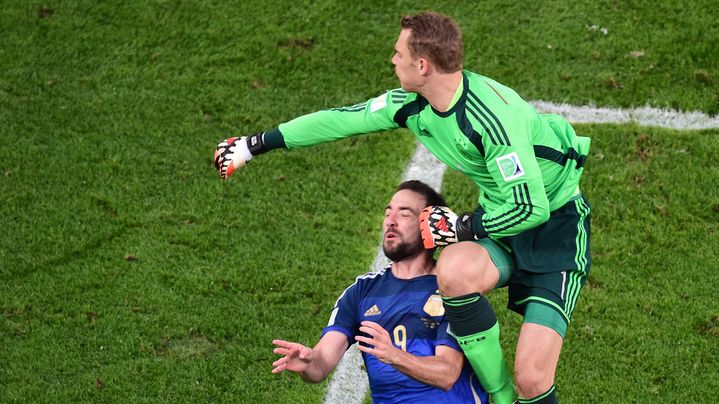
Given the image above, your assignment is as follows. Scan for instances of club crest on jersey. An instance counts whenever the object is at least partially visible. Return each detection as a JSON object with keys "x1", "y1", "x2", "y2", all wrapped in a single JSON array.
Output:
[
  {"x1": 455, "y1": 139, "x2": 473, "y2": 160},
  {"x1": 496, "y1": 152, "x2": 525, "y2": 181},
  {"x1": 423, "y1": 294, "x2": 444, "y2": 317}
]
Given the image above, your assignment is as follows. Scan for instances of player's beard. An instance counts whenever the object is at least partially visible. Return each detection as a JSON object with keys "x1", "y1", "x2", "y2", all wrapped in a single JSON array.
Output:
[{"x1": 383, "y1": 235, "x2": 423, "y2": 262}]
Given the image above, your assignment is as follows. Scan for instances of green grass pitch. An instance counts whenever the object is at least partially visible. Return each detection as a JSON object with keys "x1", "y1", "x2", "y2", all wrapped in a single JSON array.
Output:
[{"x1": 1, "y1": 1, "x2": 718, "y2": 402}]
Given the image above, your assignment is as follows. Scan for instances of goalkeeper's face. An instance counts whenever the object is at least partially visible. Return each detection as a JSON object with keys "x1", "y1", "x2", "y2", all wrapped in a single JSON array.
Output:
[
  {"x1": 382, "y1": 189, "x2": 426, "y2": 262},
  {"x1": 392, "y1": 29, "x2": 423, "y2": 93}
]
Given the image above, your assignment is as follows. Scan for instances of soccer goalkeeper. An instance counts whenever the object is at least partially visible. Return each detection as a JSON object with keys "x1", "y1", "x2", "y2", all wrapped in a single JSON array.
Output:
[{"x1": 217, "y1": 12, "x2": 591, "y2": 404}]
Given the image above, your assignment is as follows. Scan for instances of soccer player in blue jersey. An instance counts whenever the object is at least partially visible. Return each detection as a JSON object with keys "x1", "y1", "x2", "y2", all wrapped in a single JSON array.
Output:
[{"x1": 271, "y1": 181, "x2": 488, "y2": 403}]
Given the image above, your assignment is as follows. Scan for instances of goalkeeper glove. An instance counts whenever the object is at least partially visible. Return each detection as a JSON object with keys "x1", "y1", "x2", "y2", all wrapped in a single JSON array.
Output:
[
  {"x1": 214, "y1": 133, "x2": 264, "y2": 179},
  {"x1": 419, "y1": 206, "x2": 477, "y2": 249}
]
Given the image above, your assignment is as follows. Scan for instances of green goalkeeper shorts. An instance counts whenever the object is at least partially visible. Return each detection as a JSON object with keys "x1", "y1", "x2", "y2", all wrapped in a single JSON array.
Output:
[{"x1": 482, "y1": 194, "x2": 592, "y2": 338}]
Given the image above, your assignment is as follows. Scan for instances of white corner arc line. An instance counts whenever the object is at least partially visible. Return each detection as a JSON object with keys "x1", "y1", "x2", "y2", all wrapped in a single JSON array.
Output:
[{"x1": 324, "y1": 102, "x2": 717, "y2": 404}]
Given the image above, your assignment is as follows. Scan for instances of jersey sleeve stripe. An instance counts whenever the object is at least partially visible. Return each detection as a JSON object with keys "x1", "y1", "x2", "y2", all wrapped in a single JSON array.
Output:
[
  {"x1": 482, "y1": 185, "x2": 527, "y2": 227},
  {"x1": 485, "y1": 187, "x2": 529, "y2": 233},
  {"x1": 331, "y1": 102, "x2": 368, "y2": 112},
  {"x1": 533, "y1": 145, "x2": 587, "y2": 169},
  {"x1": 467, "y1": 90, "x2": 511, "y2": 146},
  {"x1": 331, "y1": 267, "x2": 387, "y2": 307},
  {"x1": 465, "y1": 101, "x2": 500, "y2": 145},
  {"x1": 391, "y1": 93, "x2": 409, "y2": 104},
  {"x1": 483, "y1": 183, "x2": 534, "y2": 233}
]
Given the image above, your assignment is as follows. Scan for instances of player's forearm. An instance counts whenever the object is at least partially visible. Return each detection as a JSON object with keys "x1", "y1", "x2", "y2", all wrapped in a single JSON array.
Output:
[
  {"x1": 298, "y1": 350, "x2": 336, "y2": 383},
  {"x1": 278, "y1": 102, "x2": 398, "y2": 149},
  {"x1": 473, "y1": 183, "x2": 550, "y2": 239},
  {"x1": 298, "y1": 365, "x2": 329, "y2": 383},
  {"x1": 242, "y1": 109, "x2": 391, "y2": 157},
  {"x1": 390, "y1": 350, "x2": 461, "y2": 391}
]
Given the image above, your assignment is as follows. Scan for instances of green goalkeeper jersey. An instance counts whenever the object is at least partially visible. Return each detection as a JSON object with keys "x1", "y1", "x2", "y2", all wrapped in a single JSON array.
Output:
[{"x1": 274, "y1": 70, "x2": 590, "y2": 240}]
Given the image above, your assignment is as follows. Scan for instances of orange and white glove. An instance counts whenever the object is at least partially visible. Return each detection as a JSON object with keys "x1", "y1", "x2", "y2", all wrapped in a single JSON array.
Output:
[
  {"x1": 419, "y1": 206, "x2": 477, "y2": 249},
  {"x1": 214, "y1": 136, "x2": 254, "y2": 179}
]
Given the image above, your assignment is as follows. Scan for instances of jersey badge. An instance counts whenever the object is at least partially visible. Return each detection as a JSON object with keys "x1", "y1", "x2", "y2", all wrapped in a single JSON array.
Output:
[
  {"x1": 364, "y1": 304, "x2": 381, "y2": 317},
  {"x1": 454, "y1": 139, "x2": 473, "y2": 159},
  {"x1": 420, "y1": 317, "x2": 439, "y2": 330},
  {"x1": 423, "y1": 294, "x2": 444, "y2": 317},
  {"x1": 496, "y1": 152, "x2": 525, "y2": 181},
  {"x1": 370, "y1": 93, "x2": 388, "y2": 112}
]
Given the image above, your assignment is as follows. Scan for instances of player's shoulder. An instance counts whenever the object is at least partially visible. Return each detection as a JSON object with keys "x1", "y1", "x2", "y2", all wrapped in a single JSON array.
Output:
[
  {"x1": 382, "y1": 88, "x2": 427, "y2": 127},
  {"x1": 334, "y1": 267, "x2": 390, "y2": 305},
  {"x1": 346, "y1": 266, "x2": 391, "y2": 290},
  {"x1": 386, "y1": 88, "x2": 418, "y2": 105},
  {"x1": 371, "y1": 88, "x2": 419, "y2": 106},
  {"x1": 463, "y1": 69, "x2": 502, "y2": 89}
]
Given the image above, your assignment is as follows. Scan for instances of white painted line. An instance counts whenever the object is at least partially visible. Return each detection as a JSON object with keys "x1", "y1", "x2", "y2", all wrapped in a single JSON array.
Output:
[
  {"x1": 322, "y1": 343, "x2": 368, "y2": 403},
  {"x1": 530, "y1": 101, "x2": 719, "y2": 130},
  {"x1": 323, "y1": 145, "x2": 444, "y2": 404},
  {"x1": 325, "y1": 102, "x2": 717, "y2": 404}
]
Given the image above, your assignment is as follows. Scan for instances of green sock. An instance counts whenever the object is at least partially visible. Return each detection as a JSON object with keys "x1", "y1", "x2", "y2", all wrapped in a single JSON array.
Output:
[
  {"x1": 456, "y1": 324, "x2": 515, "y2": 404},
  {"x1": 518, "y1": 385, "x2": 558, "y2": 404},
  {"x1": 443, "y1": 293, "x2": 516, "y2": 404}
]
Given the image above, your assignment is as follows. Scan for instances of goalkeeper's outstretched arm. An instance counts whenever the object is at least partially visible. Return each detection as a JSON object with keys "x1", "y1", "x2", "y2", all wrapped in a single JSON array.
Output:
[{"x1": 213, "y1": 90, "x2": 407, "y2": 179}]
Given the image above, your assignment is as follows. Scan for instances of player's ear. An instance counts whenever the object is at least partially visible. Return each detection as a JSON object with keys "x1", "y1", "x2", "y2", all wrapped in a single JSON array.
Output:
[{"x1": 418, "y1": 57, "x2": 431, "y2": 76}]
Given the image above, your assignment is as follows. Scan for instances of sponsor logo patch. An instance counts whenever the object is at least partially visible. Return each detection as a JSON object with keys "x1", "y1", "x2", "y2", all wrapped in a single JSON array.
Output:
[
  {"x1": 419, "y1": 128, "x2": 432, "y2": 137},
  {"x1": 370, "y1": 93, "x2": 388, "y2": 112},
  {"x1": 364, "y1": 304, "x2": 381, "y2": 317},
  {"x1": 496, "y1": 152, "x2": 525, "y2": 181}
]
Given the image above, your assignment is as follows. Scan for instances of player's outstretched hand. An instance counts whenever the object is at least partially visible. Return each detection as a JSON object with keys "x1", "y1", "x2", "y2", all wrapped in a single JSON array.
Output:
[
  {"x1": 271, "y1": 339, "x2": 315, "y2": 374},
  {"x1": 214, "y1": 136, "x2": 253, "y2": 179},
  {"x1": 419, "y1": 206, "x2": 476, "y2": 249}
]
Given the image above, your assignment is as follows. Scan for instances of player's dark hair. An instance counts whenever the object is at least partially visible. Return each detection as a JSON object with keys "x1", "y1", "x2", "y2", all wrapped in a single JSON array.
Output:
[
  {"x1": 396, "y1": 180, "x2": 446, "y2": 208},
  {"x1": 400, "y1": 12, "x2": 463, "y2": 73}
]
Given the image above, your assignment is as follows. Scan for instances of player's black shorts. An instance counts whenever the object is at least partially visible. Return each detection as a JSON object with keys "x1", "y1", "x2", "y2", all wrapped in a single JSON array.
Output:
[{"x1": 502, "y1": 194, "x2": 592, "y2": 337}]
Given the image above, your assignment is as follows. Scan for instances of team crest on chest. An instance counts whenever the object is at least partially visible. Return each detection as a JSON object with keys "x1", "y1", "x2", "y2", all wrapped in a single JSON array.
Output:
[
  {"x1": 455, "y1": 139, "x2": 473, "y2": 160},
  {"x1": 423, "y1": 294, "x2": 444, "y2": 317},
  {"x1": 496, "y1": 152, "x2": 525, "y2": 181}
]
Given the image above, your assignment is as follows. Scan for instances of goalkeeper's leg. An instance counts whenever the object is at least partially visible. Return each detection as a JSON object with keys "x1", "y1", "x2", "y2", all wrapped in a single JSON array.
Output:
[
  {"x1": 437, "y1": 240, "x2": 517, "y2": 404},
  {"x1": 514, "y1": 321, "x2": 562, "y2": 403}
]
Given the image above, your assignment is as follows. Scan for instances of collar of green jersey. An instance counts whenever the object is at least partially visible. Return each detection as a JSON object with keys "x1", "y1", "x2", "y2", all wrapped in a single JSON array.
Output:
[{"x1": 431, "y1": 71, "x2": 467, "y2": 118}]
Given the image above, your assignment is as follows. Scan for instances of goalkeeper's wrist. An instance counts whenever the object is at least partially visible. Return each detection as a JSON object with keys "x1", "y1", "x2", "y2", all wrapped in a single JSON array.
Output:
[
  {"x1": 456, "y1": 211, "x2": 491, "y2": 240},
  {"x1": 455, "y1": 213, "x2": 477, "y2": 241},
  {"x1": 469, "y1": 208, "x2": 490, "y2": 239},
  {"x1": 246, "y1": 128, "x2": 286, "y2": 156}
]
